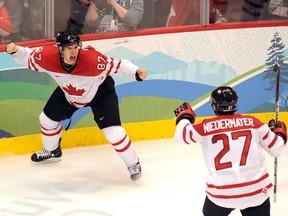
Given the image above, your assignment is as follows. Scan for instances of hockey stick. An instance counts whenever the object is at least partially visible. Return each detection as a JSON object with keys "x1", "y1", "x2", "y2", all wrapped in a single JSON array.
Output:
[{"x1": 273, "y1": 63, "x2": 280, "y2": 203}]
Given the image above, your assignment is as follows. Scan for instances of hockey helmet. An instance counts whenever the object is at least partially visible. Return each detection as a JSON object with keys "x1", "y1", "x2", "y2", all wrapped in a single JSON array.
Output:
[
  {"x1": 210, "y1": 86, "x2": 238, "y2": 115},
  {"x1": 56, "y1": 30, "x2": 81, "y2": 51}
]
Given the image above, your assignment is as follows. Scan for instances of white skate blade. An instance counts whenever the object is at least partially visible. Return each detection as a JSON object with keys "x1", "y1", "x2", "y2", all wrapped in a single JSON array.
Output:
[
  {"x1": 32, "y1": 157, "x2": 62, "y2": 164},
  {"x1": 133, "y1": 178, "x2": 141, "y2": 185},
  {"x1": 131, "y1": 174, "x2": 142, "y2": 185}
]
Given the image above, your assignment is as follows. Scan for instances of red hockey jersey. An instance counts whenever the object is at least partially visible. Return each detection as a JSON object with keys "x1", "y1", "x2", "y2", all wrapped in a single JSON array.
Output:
[{"x1": 12, "y1": 45, "x2": 139, "y2": 108}]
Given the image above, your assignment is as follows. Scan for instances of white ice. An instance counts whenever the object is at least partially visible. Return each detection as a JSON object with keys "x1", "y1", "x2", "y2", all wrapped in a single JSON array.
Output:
[{"x1": 0, "y1": 138, "x2": 287, "y2": 216}]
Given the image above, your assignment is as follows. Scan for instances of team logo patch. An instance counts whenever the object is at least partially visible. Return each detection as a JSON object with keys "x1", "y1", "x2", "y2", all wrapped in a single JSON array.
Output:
[
  {"x1": 262, "y1": 187, "x2": 268, "y2": 194},
  {"x1": 62, "y1": 83, "x2": 86, "y2": 97}
]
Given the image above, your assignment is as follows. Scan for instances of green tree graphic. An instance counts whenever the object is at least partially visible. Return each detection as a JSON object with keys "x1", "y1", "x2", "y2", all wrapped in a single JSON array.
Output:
[{"x1": 263, "y1": 32, "x2": 288, "y2": 110}]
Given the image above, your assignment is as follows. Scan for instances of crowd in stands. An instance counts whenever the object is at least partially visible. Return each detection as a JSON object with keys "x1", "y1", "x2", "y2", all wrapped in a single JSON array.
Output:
[
  {"x1": 0, "y1": 0, "x2": 11, "y2": 44},
  {"x1": 0, "y1": 0, "x2": 287, "y2": 44}
]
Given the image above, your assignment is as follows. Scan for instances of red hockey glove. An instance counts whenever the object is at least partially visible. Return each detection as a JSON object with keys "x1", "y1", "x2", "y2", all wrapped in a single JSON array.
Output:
[
  {"x1": 268, "y1": 119, "x2": 287, "y2": 145},
  {"x1": 174, "y1": 102, "x2": 196, "y2": 125}
]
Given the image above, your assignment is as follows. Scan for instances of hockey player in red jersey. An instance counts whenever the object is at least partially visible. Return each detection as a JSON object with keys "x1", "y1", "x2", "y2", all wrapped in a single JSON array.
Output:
[
  {"x1": 5, "y1": 30, "x2": 147, "y2": 181},
  {"x1": 174, "y1": 86, "x2": 287, "y2": 216}
]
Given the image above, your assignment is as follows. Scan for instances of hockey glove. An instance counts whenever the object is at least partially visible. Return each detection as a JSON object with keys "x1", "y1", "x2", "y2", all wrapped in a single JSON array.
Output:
[
  {"x1": 268, "y1": 119, "x2": 287, "y2": 145},
  {"x1": 135, "y1": 72, "x2": 143, "y2": 81},
  {"x1": 174, "y1": 102, "x2": 196, "y2": 125}
]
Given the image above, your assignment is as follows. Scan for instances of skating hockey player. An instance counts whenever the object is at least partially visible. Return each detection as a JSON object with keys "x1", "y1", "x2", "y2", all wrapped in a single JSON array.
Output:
[{"x1": 5, "y1": 30, "x2": 147, "y2": 182}]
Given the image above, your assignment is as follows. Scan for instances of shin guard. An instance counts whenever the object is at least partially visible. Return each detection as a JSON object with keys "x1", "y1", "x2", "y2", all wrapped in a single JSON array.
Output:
[
  {"x1": 102, "y1": 126, "x2": 138, "y2": 167},
  {"x1": 39, "y1": 112, "x2": 62, "y2": 151}
]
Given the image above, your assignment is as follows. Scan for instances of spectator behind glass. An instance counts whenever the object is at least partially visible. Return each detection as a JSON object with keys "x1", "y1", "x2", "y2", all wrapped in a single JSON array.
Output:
[
  {"x1": 241, "y1": 0, "x2": 288, "y2": 22},
  {"x1": 240, "y1": 0, "x2": 266, "y2": 21},
  {"x1": 0, "y1": 0, "x2": 11, "y2": 44},
  {"x1": 66, "y1": 0, "x2": 144, "y2": 34},
  {"x1": 166, "y1": 0, "x2": 228, "y2": 27},
  {"x1": 153, "y1": 0, "x2": 172, "y2": 27},
  {"x1": 267, "y1": 0, "x2": 288, "y2": 19},
  {"x1": 138, "y1": 0, "x2": 155, "y2": 29},
  {"x1": 138, "y1": 0, "x2": 173, "y2": 29},
  {"x1": 4, "y1": 0, "x2": 44, "y2": 42}
]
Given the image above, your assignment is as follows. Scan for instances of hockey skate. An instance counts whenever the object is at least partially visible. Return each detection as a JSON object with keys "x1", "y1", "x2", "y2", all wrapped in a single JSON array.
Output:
[
  {"x1": 128, "y1": 161, "x2": 142, "y2": 182},
  {"x1": 31, "y1": 145, "x2": 62, "y2": 162}
]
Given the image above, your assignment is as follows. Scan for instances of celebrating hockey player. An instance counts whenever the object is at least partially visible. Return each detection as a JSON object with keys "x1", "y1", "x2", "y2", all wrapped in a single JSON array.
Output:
[
  {"x1": 5, "y1": 30, "x2": 147, "y2": 182},
  {"x1": 174, "y1": 86, "x2": 287, "y2": 216}
]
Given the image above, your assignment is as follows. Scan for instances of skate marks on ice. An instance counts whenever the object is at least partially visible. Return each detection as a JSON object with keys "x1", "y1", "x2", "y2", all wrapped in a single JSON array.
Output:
[
  {"x1": 0, "y1": 139, "x2": 203, "y2": 216},
  {"x1": 0, "y1": 139, "x2": 288, "y2": 216},
  {"x1": 0, "y1": 145, "x2": 138, "y2": 216}
]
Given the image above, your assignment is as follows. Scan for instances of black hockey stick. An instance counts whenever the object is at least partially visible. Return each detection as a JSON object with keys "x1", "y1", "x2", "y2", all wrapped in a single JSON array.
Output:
[{"x1": 273, "y1": 63, "x2": 280, "y2": 203}]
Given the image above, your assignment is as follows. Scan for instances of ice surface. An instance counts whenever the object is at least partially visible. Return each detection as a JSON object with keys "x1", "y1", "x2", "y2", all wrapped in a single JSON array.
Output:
[{"x1": 0, "y1": 138, "x2": 287, "y2": 216}]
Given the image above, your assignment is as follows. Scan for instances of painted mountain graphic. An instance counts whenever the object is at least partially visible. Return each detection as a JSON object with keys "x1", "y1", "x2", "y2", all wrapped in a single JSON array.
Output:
[
  {"x1": 116, "y1": 79, "x2": 215, "y2": 102},
  {"x1": 109, "y1": 49, "x2": 237, "y2": 86},
  {"x1": 133, "y1": 51, "x2": 188, "y2": 75},
  {"x1": 105, "y1": 46, "x2": 144, "y2": 60}
]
